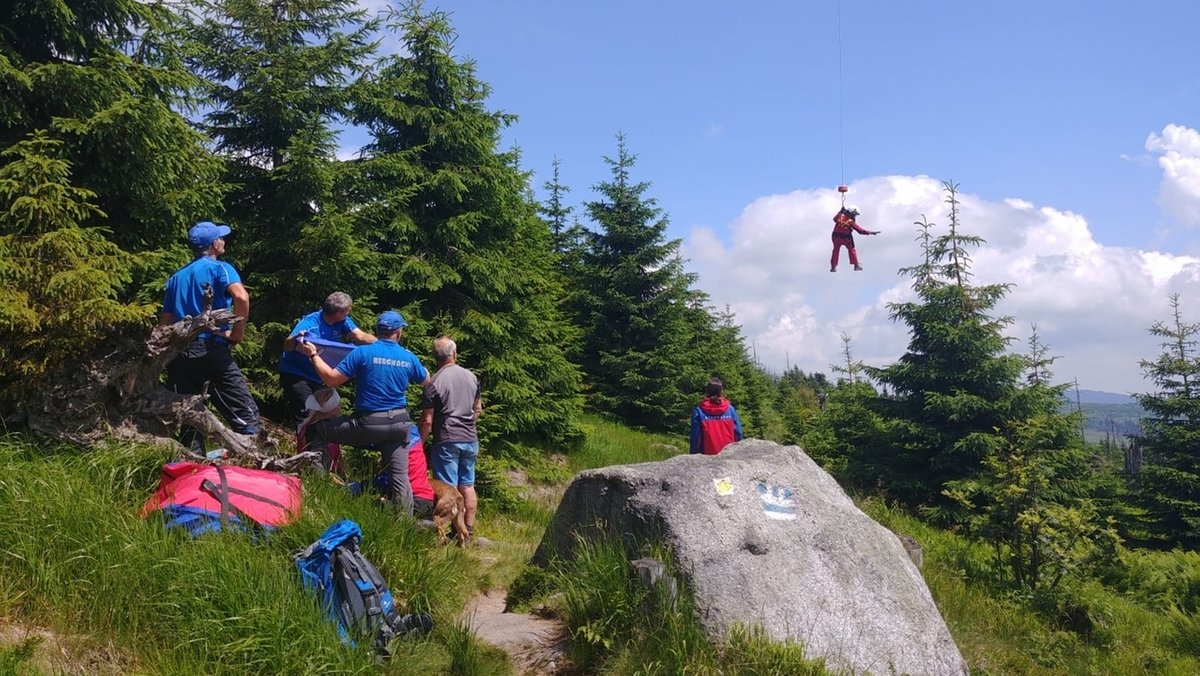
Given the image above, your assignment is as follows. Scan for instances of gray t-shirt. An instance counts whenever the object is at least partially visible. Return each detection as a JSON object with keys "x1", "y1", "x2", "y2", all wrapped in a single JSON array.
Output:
[{"x1": 422, "y1": 363, "x2": 481, "y2": 443}]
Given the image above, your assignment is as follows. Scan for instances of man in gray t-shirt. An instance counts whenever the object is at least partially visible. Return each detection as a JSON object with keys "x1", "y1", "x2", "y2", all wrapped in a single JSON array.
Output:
[{"x1": 420, "y1": 336, "x2": 483, "y2": 535}]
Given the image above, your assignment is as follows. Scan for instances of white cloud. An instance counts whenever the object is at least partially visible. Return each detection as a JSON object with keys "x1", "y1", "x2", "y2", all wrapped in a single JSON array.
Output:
[
  {"x1": 1146, "y1": 124, "x2": 1200, "y2": 226},
  {"x1": 685, "y1": 175, "x2": 1200, "y2": 394}
]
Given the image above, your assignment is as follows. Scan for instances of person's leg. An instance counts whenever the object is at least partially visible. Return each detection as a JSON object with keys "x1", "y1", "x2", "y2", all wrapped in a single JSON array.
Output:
[
  {"x1": 308, "y1": 415, "x2": 371, "y2": 471},
  {"x1": 408, "y1": 440, "x2": 435, "y2": 506},
  {"x1": 848, "y1": 243, "x2": 860, "y2": 268},
  {"x1": 830, "y1": 236, "x2": 841, "y2": 270},
  {"x1": 206, "y1": 345, "x2": 261, "y2": 435},
  {"x1": 280, "y1": 373, "x2": 317, "y2": 428},
  {"x1": 165, "y1": 345, "x2": 209, "y2": 453},
  {"x1": 431, "y1": 442, "x2": 461, "y2": 486},
  {"x1": 456, "y1": 442, "x2": 480, "y2": 531},
  {"x1": 379, "y1": 422, "x2": 413, "y2": 516}
]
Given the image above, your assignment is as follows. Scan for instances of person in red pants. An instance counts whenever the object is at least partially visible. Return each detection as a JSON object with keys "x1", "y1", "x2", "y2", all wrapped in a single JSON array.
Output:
[{"x1": 831, "y1": 206, "x2": 880, "y2": 272}]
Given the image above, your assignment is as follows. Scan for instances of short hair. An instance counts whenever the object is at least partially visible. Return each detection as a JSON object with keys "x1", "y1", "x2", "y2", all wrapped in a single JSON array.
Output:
[
  {"x1": 433, "y1": 336, "x2": 457, "y2": 363},
  {"x1": 322, "y1": 291, "x2": 352, "y2": 315},
  {"x1": 705, "y1": 377, "x2": 724, "y2": 398}
]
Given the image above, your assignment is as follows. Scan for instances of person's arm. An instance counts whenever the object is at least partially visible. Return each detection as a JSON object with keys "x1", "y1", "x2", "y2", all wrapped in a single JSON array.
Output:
[
  {"x1": 851, "y1": 221, "x2": 874, "y2": 236},
  {"x1": 226, "y1": 282, "x2": 250, "y2": 344},
  {"x1": 420, "y1": 407, "x2": 434, "y2": 444},
  {"x1": 347, "y1": 327, "x2": 377, "y2": 344},
  {"x1": 295, "y1": 340, "x2": 350, "y2": 387},
  {"x1": 732, "y1": 406, "x2": 744, "y2": 441},
  {"x1": 689, "y1": 408, "x2": 702, "y2": 454},
  {"x1": 282, "y1": 330, "x2": 306, "y2": 353}
]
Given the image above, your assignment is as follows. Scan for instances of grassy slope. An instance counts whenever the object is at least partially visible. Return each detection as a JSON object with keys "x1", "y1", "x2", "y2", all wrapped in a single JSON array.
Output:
[{"x1": 2, "y1": 418, "x2": 1198, "y2": 674}]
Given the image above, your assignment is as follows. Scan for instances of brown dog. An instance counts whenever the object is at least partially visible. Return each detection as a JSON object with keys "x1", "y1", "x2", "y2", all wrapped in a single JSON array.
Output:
[{"x1": 430, "y1": 478, "x2": 470, "y2": 546}]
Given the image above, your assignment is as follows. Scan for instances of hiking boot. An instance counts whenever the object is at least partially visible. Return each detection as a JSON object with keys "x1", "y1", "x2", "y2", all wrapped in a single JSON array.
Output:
[
  {"x1": 854, "y1": 265, "x2": 863, "y2": 271},
  {"x1": 415, "y1": 518, "x2": 437, "y2": 530},
  {"x1": 830, "y1": 266, "x2": 836, "y2": 272}
]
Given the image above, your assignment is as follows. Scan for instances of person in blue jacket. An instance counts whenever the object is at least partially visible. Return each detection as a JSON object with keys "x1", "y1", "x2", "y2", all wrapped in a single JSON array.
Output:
[
  {"x1": 297, "y1": 311, "x2": 430, "y2": 515},
  {"x1": 279, "y1": 291, "x2": 376, "y2": 426}
]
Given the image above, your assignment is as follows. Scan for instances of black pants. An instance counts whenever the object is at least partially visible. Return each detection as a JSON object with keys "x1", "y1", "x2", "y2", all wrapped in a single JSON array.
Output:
[
  {"x1": 280, "y1": 372, "x2": 321, "y2": 427},
  {"x1": 165, "y1": 339, "x2": 261, "y2": 452},
  {"x1": 307, "y1": 409, "x2": 413, "y2": 515}
]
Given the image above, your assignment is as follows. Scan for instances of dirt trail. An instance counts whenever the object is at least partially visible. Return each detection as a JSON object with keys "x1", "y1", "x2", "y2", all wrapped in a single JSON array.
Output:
[{"x1": 466, "y1": 589, "x2": 569, "y2": 675}]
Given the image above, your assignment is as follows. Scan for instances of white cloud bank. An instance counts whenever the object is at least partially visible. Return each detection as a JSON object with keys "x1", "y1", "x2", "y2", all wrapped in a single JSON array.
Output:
[
  {"x1": 686, "y1": 125, "x2": 1200, "y2": 394},
  {"x1": 1148, "y1": 124, "x2": 1200, "y2": 226}
]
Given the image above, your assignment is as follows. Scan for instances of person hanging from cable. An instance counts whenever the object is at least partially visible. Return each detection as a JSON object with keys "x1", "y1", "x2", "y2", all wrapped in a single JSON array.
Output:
[{"x1": 830, "y1": 205, "x2": 880, "y2": 272}]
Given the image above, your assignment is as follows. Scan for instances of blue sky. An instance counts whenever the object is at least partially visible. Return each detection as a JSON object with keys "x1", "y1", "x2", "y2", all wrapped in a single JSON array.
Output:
[{"x1": 349, "y1": 1, "x2": 1200, "y2": 393}]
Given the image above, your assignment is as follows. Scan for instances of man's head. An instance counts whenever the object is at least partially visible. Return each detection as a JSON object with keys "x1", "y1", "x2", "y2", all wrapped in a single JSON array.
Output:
[
  {"x1": 188, "y1": 221, "x2": 231, "y2": 256},
  {"x1": 433, "y1": 335, "x2": 457, "y2": 365},
  {"x1": 842, "y1": 206, "x2": 860, "y2": 218},
  {"x1": 375, "y1": 310, "x2": 408, "y2": 339},
  {"x1": 705, "y1": 377, "x2": 724, "y2": 399},
  {"x1": 322, "y1": 291, "x2": 352, "y2": 322}
]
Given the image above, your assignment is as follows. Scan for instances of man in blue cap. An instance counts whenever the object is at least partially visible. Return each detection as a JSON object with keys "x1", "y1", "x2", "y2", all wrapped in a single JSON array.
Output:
[
  {"x1": 297, "y1": 310, "x2": 431, "y2": 515},
  {"x1": 159, "y1": 221, "x2": 261, "y2": 451},
  {"x1": 279, "y1": 291, "x2": 377, "y2": 427}
]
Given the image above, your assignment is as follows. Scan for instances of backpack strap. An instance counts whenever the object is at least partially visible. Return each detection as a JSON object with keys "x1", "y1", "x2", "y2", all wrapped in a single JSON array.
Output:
[{"x1": 200, "y1": 465, "x2": 289, "y2": 529}]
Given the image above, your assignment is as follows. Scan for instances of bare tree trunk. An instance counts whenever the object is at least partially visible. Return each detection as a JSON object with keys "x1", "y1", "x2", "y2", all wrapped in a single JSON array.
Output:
[{"x1": 14, "y1": 310, "x2": 303, "y2": 469}]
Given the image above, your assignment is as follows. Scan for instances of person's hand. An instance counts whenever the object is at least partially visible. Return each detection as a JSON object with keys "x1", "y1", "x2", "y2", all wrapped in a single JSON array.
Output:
[
  {"x1": 872, "y1": 230, "x2": 881, "y2": 235},
  {"x1": 297, "y1": 341, "x2": 318, "y2": 358}
]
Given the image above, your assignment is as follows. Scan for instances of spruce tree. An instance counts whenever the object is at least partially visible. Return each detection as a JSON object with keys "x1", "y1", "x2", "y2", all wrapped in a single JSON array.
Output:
[
  {"x1": 867, "y1": 182, "x2": 1026, "y2": 510},
  {"x1": 348, "y1": 6, "x2": 583, "y2": 444},
  {"x1": 577, "y1": 135, "x2": 697, "y2": 430},
  {"x1": 1, "y1": 0, "x2": 223, "y2": 292},
  {"x1": 187, "y1": 0, "x2": 377, "y2": 323},
  {"x1": 944, "y1": 326, "x2": 1117, "y2": 590},
  {"x1": 1133, "y1": 294, "x2": 1200, "y2": 548},
  {"x1": 0, "y1": 133, "x2": 149, "y2": 399}
]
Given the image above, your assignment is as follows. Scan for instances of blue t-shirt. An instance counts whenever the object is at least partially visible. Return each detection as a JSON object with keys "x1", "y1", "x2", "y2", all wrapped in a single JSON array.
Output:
[
  {"x1": 161, "y1": 256, "x2": 242, "y2": 339},
  {"x1": 335, "y1": 340, "x2": 428, "y2": 414},
  {"x1": 278, "y1": 310, "x2": 360, "y2": 381}
]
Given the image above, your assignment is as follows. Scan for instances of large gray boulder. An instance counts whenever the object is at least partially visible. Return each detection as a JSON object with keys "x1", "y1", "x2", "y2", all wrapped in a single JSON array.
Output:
[{"x1": 532, "y1": 439, "x2": 967, "y2": 676}]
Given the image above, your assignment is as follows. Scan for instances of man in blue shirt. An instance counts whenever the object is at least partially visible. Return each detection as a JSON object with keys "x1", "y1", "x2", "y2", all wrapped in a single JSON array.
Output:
[
  {"x1": 297, "y1": 310, "x2": 430, "y2": 515},
  {"x1": 278, "y1": 291, "x2": 376, "y2": 426},
  {"x1": 159, "y1": 221, "x2": 261, "y2": 451}
]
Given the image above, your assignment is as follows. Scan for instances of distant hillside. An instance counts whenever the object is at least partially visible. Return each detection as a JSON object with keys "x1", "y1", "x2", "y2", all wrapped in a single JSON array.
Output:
[
  {"x1": 1073, "y1": 389, "x2": 1136, "y2": 406},
  {"x1": 1061, "y1": 390, "x2": 1144, "y2": 441}
]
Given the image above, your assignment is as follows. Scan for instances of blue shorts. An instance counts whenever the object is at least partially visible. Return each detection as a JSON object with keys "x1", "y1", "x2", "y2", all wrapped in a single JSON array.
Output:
[{"x1": 432, "y1": 441, "x2": 479, "y2": 487}]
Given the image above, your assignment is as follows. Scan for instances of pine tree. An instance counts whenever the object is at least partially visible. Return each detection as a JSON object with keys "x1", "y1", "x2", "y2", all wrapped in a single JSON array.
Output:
[
  {"x1": 348, "y1": 5, "x2": 583, "y2": 444},
  {"x1": 944, "y1": 326, "x2": 1117, "y2": 590},
  {"x1": 577, "y1": 135, "x2": 697, "y2": 430},
  {"x1": 867, "y1": 182, "x2": 1027, "y2": 510},
  {"x1": 0, "y1": 133, "x2": 150, "y2": 398},
  {"x1": 187, "y1": 0, "x2": 378, "y2": 323},
  {"x1": 1132, "y1": 294, "x2": 1200, "y2": 548},
  {"x1": 1, "y1": 0, "x2": 224, "y2": 294}
]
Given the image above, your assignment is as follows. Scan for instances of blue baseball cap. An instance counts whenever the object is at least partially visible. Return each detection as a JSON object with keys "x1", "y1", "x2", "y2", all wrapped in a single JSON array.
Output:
[
  {"x1": 376, "y1": 310, "x2": 408, "y2": 331},
  {"x1": 188, "y1": 221, "x2": 232, "y2": 249}
]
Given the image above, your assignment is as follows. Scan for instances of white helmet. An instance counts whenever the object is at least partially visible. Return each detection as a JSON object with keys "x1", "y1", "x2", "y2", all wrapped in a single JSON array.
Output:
[{"x1": 844, "y1": 206, "x2": 860, "y2": 217}]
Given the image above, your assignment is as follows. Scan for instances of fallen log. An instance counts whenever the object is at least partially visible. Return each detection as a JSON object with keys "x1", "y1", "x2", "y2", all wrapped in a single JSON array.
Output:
[{"x1": 15, "y1": 310, "x2": 306, "y2": 470}]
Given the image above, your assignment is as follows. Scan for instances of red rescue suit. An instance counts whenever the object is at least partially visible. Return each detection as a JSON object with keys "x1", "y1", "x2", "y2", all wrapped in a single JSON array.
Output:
[{"x1": 831, "y1": 211, "x2": 872, "y2": 269}]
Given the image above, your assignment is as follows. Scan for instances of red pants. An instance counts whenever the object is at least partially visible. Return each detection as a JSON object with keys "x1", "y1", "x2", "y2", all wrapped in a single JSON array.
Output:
[{"x1": 831, "y1": 235, "x2": 859, "y2": 267}]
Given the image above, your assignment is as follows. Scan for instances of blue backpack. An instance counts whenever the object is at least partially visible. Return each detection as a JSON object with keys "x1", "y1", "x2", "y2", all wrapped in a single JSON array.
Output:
[{"x1": 294, "y1": 519, "x2": 431, "y2": 655}]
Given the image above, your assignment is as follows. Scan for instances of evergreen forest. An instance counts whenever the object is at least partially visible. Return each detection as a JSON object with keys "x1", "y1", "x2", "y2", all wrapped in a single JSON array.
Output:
[{"x1": 3, "y1": 1, "x2": 1200, "y2": 673}]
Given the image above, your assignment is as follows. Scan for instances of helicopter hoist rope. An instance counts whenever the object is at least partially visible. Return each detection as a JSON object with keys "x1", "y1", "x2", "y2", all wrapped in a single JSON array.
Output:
[{"x1": 836, "y1": 0, "x2": 849, "y2": 207}]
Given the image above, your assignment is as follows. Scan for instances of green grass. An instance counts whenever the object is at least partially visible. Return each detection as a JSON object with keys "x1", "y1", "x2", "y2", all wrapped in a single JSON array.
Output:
[
  {"x1": 513, "y1": 534, "x2": 828, "y2": 675},
  {"x1": 5, "y1": 418, "x2": 1200, "y2": 675},
  {"x1": 860, "y1": 497, "x2": 1200, "y2": 675},
  {"x1": 0, "y1": 436, "x2": 507, "y2": 674}
]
